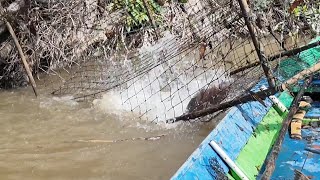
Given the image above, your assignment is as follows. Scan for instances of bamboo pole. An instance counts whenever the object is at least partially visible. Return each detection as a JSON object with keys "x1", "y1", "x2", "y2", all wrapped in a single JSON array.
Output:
[
  {"x1": 237, "y1": 0, "x2": 275, "y2": 88},
  {"x1": 230, "y1": 40, "x2": 320, "y2": 75},
  {"x1": 282, "y1": 62, "x2": 320, "y2": 90},
  {"x1": 261, "y1": 75, "x2": 312, "y2": 180},
  {"x1": 6, "y1": 21, "x2": 38, "y2": 97}
]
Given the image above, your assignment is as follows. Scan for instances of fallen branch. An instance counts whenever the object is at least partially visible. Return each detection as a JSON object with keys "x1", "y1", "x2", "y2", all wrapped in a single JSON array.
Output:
[{"x1": 261, "y1": 75, "x2": 313, "y2": 180}]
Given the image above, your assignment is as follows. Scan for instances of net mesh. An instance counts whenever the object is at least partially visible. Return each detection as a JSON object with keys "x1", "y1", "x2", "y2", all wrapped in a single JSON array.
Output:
[{"x1": 278, "y1": 37, "x2": 320, "y2": 80}]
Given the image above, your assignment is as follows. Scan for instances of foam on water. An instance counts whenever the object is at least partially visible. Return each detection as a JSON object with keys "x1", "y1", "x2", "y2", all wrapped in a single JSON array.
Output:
[
  {"x1": 40, "y1": 95, "x2": 79, "y2": 109},
  {"x1": 94, "y1": 31, "x2": 232, "y2": 123}
]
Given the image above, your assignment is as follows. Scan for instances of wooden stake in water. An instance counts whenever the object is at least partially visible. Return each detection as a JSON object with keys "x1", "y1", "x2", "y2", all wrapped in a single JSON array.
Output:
[
  {"x1": 237, "y1": 0, "x2": 276, "y2": 88},
  {"x1": 6, "y1": 21, "x2": 38, "y2": 97}
]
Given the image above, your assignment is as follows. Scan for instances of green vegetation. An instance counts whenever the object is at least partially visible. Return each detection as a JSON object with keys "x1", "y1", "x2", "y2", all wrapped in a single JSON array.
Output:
[
  {"x1": 109, "y1": 0, "x2": 163, "y2": 32},
  {"x1": 291, "y1": 2, "x2": 320, "y2": 34}
]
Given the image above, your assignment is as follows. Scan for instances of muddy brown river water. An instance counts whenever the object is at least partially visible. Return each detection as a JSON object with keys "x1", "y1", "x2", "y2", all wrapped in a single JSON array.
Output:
[{"x1": 0, "y1": 86, "x2": 219, "y2": 180}]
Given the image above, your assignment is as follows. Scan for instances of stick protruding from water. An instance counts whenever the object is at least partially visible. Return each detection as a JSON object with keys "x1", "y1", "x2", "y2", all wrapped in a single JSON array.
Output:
[{"x1": 6, "y1": 20, "x2": 38, "y2": 97}]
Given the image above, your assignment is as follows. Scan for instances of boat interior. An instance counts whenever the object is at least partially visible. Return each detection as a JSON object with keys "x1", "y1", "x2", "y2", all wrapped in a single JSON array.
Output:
[{"x1": 270, "y1": 79, "x2": 320, "y2": 179}]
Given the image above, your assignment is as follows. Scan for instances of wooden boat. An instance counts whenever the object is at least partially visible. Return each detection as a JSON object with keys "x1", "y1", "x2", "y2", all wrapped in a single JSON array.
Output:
[{"x1": 171, "y1": 38, "x2": 320, "y2": 179}]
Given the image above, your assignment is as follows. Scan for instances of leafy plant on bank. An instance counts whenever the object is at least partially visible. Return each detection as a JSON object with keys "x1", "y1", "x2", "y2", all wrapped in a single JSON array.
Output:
[
  {"x1": 109, "y1": 0, "x2": 163, "y2": 32},
  {"x1": 291, "y1": 2, "x2": 320, "y2": 35}
]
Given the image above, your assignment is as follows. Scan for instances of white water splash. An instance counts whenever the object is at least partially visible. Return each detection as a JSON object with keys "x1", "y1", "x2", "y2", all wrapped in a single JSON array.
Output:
[{"x1": 94, "y1": 31, "x2": 232, "y2": 123}]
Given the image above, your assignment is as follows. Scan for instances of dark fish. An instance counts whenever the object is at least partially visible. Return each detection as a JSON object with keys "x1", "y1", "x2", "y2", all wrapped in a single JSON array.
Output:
[{"x1": 187, "y1": 81, "x2": 230, "y2": 113}]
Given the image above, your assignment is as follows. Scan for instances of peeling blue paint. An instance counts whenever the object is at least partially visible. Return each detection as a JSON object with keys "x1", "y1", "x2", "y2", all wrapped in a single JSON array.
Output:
[{"x1": 271, "y1": 122, "x2": 320, "y2": 179}]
